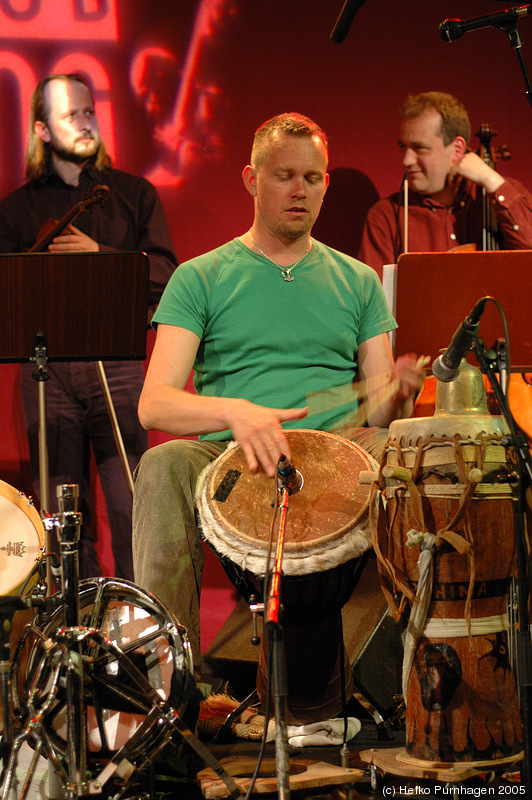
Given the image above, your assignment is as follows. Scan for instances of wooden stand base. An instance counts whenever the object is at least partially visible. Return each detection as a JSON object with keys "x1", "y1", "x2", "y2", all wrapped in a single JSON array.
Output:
[
  {"x1": 197, "y1": 756, "x2": 364, "y2": 798},
  {"x1": 359, "y1": 747, "x2": 523, "y2": 783}
]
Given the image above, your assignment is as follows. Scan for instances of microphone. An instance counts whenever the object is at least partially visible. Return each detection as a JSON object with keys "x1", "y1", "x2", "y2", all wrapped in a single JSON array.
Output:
[
  {"x1": 330, "y1": 0, "x2": 367, "y2": 44},
  {"x1": 440, "y1": 4, "x2": 532, "y2": 42},
  {"x1": 278, "y1": 455, "x2": 304, "y2": 495},
  {"x1": 432, "y1": 297, "x2": 489, "y2": 382}
]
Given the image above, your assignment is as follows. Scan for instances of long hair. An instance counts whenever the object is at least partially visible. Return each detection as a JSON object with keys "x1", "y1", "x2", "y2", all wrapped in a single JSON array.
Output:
[{"x1": 25, "y1": 73, "x2": 112, "y2": 182}]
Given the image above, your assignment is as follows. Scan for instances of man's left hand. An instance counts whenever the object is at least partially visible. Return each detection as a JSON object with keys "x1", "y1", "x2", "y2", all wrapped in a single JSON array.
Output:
[
  {"x1": 48, "y1": 223, "x2": 99, "y2": 252},
  {"x1": 450, "y1": 151, "x2": 504, "y2": 194}
]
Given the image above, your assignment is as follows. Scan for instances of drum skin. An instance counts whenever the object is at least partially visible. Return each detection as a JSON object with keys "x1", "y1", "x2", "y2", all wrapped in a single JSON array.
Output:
[
  {"x1": 0, "y1": 479, "x2": 44, "y2": 594},
  {"x1": 373, "y1": 425, "x2": 523, "y2": 764},
  {"x1": 197, "y1": 429, "x2": 375, "y2": 724},
  {"x1": 0, "y1": 480, "x2": 44, "y2": 734}
]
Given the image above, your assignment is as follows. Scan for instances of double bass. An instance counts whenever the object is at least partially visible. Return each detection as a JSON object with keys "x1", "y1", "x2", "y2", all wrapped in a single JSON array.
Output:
[{"x1": 475, "y1": 122, "x2": 511, "y2": 251}]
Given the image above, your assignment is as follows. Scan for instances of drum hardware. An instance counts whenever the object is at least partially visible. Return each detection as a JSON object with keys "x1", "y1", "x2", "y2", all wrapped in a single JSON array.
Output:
[
  {"x1": 1, "y1": 485, "x2": 244, "y2": 800},
  {"x1": 29, "y1": 332, "x2": 135, "y2": 598},
  {"x1": 248, "y1": 597, "x2": 263, "y2": 646}
]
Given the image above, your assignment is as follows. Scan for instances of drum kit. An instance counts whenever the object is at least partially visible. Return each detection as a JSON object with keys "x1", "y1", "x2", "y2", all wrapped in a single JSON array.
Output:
[
  {"x1": 0, "y1": 332, "x2": 531, "y2": 797},
  {"x1": 0, "y1": 484, "x2": 242, "y2": 800}
]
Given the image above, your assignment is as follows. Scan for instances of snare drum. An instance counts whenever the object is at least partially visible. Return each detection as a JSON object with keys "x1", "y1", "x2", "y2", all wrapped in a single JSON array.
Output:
[
  {"x1": 0, "y1": 480, "x2": 44, "y2": 733},
  {"x1": 197, "y1": 429, "x2": 377, "y2": 723},
  {"x1": 0, "y1": 479, "x2": 44, "y2": 594}
]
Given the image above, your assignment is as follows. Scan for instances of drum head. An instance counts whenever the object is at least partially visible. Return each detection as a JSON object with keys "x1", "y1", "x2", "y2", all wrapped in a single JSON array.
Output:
[
  {"x1": 0, "y1": 479, "x2": 44, "y2": 594},
  {"x1": 20, "y1": 578, "x2": 195, "y2": 762},
  {"x1": 198, "y1": 429, "x2": 376, "y2": 576}
]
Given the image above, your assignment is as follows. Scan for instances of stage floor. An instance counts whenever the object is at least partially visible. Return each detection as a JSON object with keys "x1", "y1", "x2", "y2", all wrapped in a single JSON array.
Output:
[{"x1": 11, "y1": 699, "x2": 523, "y2": 800}]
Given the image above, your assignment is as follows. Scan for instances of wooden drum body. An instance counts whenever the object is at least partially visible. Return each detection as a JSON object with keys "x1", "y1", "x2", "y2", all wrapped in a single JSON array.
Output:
[
  {"x1": 372, "y1": 413, "x2": 522, "y2": 766},
  {"x1": 197, "y1": 429, "x2": 376, "y2": 724}
]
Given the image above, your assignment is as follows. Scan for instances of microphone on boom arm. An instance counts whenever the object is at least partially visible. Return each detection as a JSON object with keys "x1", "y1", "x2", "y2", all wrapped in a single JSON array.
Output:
[
  {"x1": 330, "y1": 0, "x2": 367, "y2": 44},
  {"x1": 440, "y1": 4, "x2": 532, "y2": 42}
]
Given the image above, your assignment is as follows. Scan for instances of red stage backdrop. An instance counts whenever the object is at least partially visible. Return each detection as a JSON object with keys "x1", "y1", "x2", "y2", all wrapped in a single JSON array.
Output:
[{"x1": 1, "y1": 0, "x2": 530, "y2": 589}]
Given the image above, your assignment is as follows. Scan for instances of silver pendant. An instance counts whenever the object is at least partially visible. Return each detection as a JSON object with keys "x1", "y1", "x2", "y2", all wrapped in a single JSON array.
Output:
[{"x1": 281, "y1": 269, "x2": 294, "y2": 282}]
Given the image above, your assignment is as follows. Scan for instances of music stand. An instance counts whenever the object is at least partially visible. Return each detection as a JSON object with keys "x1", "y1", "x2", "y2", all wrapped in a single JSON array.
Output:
[
  {"x1": 0, "y1": 251, "x2": 150, "y2": 584},
  {"x1": 383, "y1": 250, "x2": 532, "y2": 369}
]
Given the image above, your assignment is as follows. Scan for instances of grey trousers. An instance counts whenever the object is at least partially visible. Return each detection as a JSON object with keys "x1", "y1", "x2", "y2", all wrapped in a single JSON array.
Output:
[{"x1": 132, "y1": 427, "x2": 388, "y2": 670}]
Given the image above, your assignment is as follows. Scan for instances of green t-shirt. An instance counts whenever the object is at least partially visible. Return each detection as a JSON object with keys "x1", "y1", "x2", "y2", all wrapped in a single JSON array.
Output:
[{"x1": 153, "y1": 238, "x2": 397, "y2": 439}]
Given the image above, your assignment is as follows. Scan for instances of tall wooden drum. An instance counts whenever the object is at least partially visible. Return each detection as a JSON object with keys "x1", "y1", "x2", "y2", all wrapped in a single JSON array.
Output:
[{"x1": 371, "y1": 374, "x2": 523, "y2": 766}]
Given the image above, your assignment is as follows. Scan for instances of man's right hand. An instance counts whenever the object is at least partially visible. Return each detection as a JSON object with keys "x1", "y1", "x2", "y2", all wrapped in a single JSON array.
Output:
[{"x1": 227, "y1": 399, "x2": 308, "y2": 477}]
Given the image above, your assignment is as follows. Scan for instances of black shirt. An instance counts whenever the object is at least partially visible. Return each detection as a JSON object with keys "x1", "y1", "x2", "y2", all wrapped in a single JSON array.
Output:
[{"x1": 0, "y1": 163, "x2": 178, "y2": 310}]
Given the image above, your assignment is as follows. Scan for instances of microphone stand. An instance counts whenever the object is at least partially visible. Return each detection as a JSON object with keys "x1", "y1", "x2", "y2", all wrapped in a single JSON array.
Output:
[
  {"x1": 471, "y1": 334, "x2": 532, "y2": 789},
  {"x1": 495, "y1": 20, "x2": 532, "y2": 109},
  {"x1": 265, "y1": 486, "x2": 291, "y2": 800}
]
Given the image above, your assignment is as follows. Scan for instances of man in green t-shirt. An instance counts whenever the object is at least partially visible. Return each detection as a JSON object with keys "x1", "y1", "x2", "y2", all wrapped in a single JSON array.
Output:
[{"x1": 132, "y1": 112, "x2": 424, "y2": 673}]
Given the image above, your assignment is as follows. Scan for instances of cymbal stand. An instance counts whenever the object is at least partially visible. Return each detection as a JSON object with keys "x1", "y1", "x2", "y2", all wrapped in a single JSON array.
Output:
[
  {"x1": 264, "y1": 484, "x2": 292, "y2": 800},
  {"x1": 55, "y1": 484, "x2": 87, "y2": 790}
]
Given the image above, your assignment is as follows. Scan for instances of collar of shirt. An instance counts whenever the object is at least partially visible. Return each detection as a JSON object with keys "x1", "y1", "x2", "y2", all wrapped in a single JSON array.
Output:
[{"x1": 409, "y1": 179, "x2": 475, "y2": 212}]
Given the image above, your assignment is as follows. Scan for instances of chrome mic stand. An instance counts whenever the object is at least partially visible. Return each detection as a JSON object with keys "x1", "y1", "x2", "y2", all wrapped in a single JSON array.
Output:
[{"x1": 54, "y1": 484, "x2": 88, "y2": 793}]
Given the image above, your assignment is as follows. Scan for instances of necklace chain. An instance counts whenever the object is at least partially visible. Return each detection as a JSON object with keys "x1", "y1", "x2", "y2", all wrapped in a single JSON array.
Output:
[{"x1": 249, "y1": 233, "x2": 310, "y2": 282}]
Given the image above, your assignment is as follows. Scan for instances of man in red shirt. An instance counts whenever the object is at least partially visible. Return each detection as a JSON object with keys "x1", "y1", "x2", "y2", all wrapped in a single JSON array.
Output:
[{"x1": 359, "y1": 91, "x2": 532, "y2": 278}]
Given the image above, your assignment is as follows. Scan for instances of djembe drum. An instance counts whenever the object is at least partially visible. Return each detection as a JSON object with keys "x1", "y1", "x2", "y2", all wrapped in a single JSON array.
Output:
[
  {"x1": 371, "y1": 362, "x2": 523, "y2": 766},
  {"x1": 197, "y1": 429, "x2": 377, "y2": 724}
]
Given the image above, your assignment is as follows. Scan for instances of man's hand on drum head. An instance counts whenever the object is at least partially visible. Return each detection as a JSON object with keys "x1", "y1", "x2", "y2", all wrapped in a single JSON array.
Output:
[{"x1": 227, "y1": 399, "x2": 308, "y2": 477}]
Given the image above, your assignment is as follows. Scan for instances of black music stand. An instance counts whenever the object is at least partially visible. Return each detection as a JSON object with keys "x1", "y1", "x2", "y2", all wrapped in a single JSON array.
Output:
[{"x1": 0, "y1": 251, "x2": 150, "y2": 583}]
